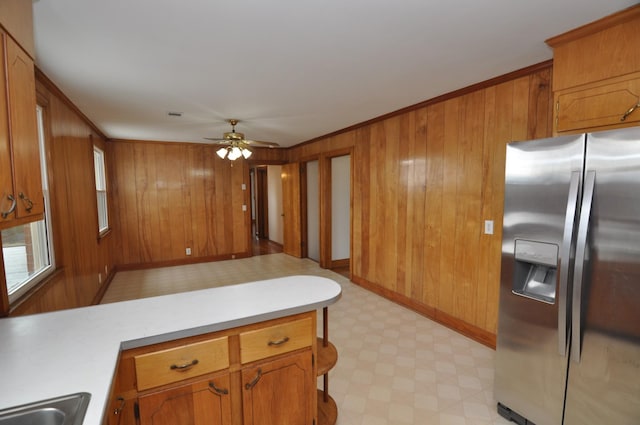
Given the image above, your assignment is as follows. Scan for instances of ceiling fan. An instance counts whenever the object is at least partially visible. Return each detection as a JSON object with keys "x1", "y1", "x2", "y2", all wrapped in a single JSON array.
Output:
[{"x1": 204, "y1": 119, "x2": 279, "y2": 160}]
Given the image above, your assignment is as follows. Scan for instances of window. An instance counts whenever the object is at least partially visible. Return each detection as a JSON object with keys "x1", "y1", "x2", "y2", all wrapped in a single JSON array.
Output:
[
  {"x1": 93, "y1": 146, "x2": 109, "y2": 233},
  {"x1": 2, "y1": 105, "x2": 55, "y2": 302}
]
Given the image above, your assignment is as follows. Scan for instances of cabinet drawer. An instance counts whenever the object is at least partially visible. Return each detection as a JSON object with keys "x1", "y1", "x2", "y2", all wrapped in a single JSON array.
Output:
[
  {"x1": 556, "y1": 73, "x2": 640, "y2": 133},
  {"x1": 134, "y1": 336, "x2": 229, "y2": 391},
  {"x1": 239, "y1": 317, "x2": 313, "y2": 364}
]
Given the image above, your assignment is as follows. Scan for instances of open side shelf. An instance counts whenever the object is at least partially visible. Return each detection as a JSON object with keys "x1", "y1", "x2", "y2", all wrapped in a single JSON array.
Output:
[
  {"x1": 316, "y1": 338, "x2": 338, "y2": 376},
  {"x1": 317, "y1": 389, "x2": 338, "y2": 425},
  {"x1": 317, "y1": 306, "x2": 338, "y2": 425}
]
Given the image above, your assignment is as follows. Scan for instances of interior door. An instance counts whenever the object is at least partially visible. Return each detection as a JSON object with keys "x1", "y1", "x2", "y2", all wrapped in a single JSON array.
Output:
[{"x1": 281, "y1": 162, "x2": 302, "y2": 257}]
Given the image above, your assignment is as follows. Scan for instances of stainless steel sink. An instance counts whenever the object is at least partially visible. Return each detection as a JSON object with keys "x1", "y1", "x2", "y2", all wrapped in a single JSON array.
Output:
[{"x1": 0, "y1": 393, "x2": 90, "y2": 425}]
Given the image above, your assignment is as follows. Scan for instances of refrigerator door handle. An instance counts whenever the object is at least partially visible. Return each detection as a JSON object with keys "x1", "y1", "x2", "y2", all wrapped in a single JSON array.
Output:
[
  {"x1": 558, "y1": 171, "x2": 581, "y2": 356},
  {"x1": 572, "y1": 170, "x2": 596, "y2": 364}
]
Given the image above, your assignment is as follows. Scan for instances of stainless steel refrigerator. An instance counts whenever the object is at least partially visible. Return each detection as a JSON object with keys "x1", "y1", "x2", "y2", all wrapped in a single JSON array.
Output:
[{"x1": 494, "y1": 127, "x2": 640, "y2": 425}]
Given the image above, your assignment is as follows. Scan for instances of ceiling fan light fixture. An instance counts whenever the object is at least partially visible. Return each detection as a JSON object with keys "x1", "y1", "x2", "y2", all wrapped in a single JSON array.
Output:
[
  {"x1": 216, "y1": 147, "x2": 228, "y2": 159},
  {"x1": 206, "y1": 119, "x2": 278, "y2": 161},
  {"x1": 226, "y1": 146, "x2": 242, "y2": 160}
]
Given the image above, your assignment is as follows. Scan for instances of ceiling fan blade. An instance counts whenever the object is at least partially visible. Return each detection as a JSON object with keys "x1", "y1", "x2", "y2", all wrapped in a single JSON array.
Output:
[
  {"x1": 203, "y1": 120, "x2": 279, "y2": 148},
  {"x1": 244, "y1": 139, "x2": 280, "y2": 147}
]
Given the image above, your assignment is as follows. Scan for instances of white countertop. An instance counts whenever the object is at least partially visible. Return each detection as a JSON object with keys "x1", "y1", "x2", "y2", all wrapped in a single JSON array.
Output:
[{"x1": 0, "y1": 275, "x2": 341, "y2": 424}]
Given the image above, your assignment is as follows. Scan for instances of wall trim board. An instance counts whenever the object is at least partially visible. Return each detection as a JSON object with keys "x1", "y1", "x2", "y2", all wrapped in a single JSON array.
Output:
[
  {"x1": 113, "y1": 251, "x2": 252, "y2": 272},
  {"x1": 7, "y1": 268, "x2": 66, "y2": 317},
  {"x1": 330, "y1": 259, "x2": 349, "y2": 269},
  {"x1": 91, "y1": 267, "x2": 116, "y2": 305},
  {"x1": 351, "y1": 275, "x2": 497, "y2": 349},
  {"x1": 321, "y1": 147, "x2": 353, "y2": 160},
  {"x1": 293, "y1": 60, "x2": 553, "y2": 149},
  {"x1": 35, "y1": 68, "x2": 108, "y2": 140}
]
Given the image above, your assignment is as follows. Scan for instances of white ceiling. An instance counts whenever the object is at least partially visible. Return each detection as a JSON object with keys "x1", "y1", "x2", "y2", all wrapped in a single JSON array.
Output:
[{"x1": 32, "y1": 0, "x2": 638, "y2": 147}]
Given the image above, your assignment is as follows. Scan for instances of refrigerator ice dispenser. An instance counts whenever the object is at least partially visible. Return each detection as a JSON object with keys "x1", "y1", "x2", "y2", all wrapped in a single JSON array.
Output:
[{"x1": 512, "y1": 239, "x2": 559, "y2": 304}]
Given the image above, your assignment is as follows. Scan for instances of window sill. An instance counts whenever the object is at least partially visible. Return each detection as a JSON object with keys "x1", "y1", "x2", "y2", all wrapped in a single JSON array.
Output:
[
  {"x1": 4, "y1": 267, "x2": 65, "y2": 317},
  {"x1": 97, "y1": 227, "x2": 112, "y2": 242}
]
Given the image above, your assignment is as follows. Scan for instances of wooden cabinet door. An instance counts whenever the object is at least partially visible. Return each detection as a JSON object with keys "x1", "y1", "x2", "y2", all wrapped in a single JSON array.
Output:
[
  {"x1": 282, "y1": 162, "x2": 302, "y2": 257},
  {"x1": 5, "y1": 33, "x2": 42, "y2": 218},
  {"x1": 242, "y1": 350, "x2": 314, "y2": 425},
  {"x1": 138, "y1": 373, "x2": 232, "y2": 425},
  {"x1": 555, "y1": 72, "x2": 640, "y2": 133},
  {"x1": 0, "y1": 31, "x2": 13, "y2": 224}
]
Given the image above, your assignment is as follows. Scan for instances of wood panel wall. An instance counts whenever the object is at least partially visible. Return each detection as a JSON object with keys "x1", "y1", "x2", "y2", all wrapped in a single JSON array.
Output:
[
  {"x1": 109, "y1": 140, "x2": 252, "y2": 268},
  {"x1": 9, "y1": 75, "x2": 114, "y2": 315},
  {"x1": 289, "y1": 64, "x2": 553, "y2": 345}
]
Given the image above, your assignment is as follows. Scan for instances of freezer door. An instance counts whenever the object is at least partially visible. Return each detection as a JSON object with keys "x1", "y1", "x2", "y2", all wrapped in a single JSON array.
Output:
[
  {"x1": 495, "y1": 134, "x2": 584, "y2": 425},
  {"x1": 564, "y1": 128, "x2": 640, "y2": 425}
]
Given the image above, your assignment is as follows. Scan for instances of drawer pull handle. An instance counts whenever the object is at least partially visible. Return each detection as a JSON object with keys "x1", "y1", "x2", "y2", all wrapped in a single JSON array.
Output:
[
  {"x1": 209, "y1": 381, "x2": 229, "y2": 395},
  {"x1": 170, "y1": 359, "x2": 199, "y2": 371},
  {"x1": 245, "y1": 368, "x2": 263, "y2": 390},
  {"x1": 268, "y1": 336, "x2": 290, "y2": 346},
  {"x1": 1, "y1": 194, "x2": 16, "y2": 219},
  {"x1": 621, "y1": 101, "x2": 640, "y2": 122}
]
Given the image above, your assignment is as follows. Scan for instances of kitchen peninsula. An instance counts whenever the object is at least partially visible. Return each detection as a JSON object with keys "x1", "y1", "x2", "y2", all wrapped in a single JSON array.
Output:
[{"x1": 0, "y1": 275, "x2": 341, "y2": 424}]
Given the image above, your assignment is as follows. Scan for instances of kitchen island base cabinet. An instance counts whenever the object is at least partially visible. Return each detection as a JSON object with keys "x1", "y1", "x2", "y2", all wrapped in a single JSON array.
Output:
[
  {"x1": 138, "y1": 373, "x2": 232, "y2": 425},
  {"x1": 106, "y1": 311, "x2": 321, "y2": 425},
  {"x1": 242, "y1": 350, "x2": 314, "y2": 425}
]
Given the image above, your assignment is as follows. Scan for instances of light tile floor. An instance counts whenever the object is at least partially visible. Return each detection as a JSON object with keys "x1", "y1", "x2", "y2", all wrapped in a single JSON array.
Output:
[{"x1": 102, "y1": 254, "x2": 511, "y2": 425}]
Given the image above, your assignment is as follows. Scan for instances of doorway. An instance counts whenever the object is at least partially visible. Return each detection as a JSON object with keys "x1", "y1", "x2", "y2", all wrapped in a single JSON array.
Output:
[
  {"x1": 329, "y1": 154, "x2": 350, "y2": 269},
  {"x1": 254, "y1": 167, "x2": 268, "y2": 239},
  {"x1": 250, "y1": 165, "x2": 284, "y2": 256},
  {"x1": 306, "y1": 160, "x2": 320, "y2": 262}
]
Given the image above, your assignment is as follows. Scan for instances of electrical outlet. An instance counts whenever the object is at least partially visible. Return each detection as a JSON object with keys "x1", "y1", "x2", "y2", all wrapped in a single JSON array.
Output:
[
  {"x1": 484, "y1": 220, "x2": 494, "y2": 235},
  {"x1": 186, "y1": 247, "x2": 192, "y2": 256},
  {"x1": 241, "y1": 183, "x2": 247, "y2": 190},
  {"x1": 242, "y1": 204, "x2": 247, "y2": 211}
]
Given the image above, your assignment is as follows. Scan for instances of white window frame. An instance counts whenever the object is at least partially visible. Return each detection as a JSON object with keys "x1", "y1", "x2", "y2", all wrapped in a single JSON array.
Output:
[{"x1": 93, "y1": 146, "x2": 109, "y2": 234}]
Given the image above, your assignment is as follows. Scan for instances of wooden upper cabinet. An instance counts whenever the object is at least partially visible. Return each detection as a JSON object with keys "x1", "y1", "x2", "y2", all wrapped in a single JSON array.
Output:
[
  {"x1": 0, "y1": 32, "x2": 12, "y2": 224},
  {"x1": 555, "y1": 72, "x2": 640, "y2": 133},
  {"x1": 546, "y1": 5, "x2": 640, "y2": 134},
  {"x1": 0, "y1": 0, "x2": 35, "y2": 59},
  {"x1": 0, "y1": 29, "x2": 42, "y2": 226}
]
